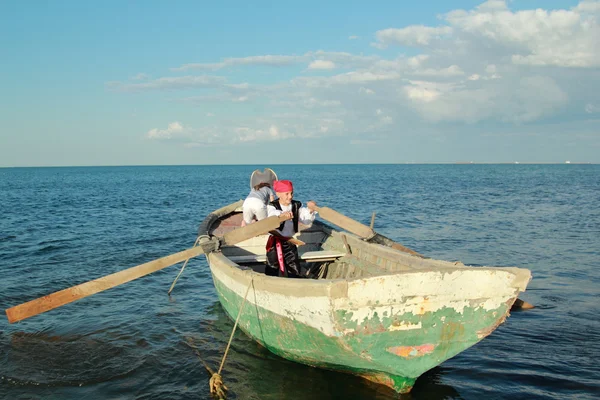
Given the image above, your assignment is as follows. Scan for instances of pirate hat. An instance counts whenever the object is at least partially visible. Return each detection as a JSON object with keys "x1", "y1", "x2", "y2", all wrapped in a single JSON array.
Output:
[{"x1": 250, "y1": 168, "x2": 278, "y2": 189}]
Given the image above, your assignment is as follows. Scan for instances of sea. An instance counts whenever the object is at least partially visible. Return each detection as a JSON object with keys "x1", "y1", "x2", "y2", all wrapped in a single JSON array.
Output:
[{"x1": 0, "y1": 164, "x2": 598, "y2": 400}]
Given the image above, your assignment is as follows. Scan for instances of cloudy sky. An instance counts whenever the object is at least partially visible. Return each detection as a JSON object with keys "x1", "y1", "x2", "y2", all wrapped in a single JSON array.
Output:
[{"x1": 1, "y1": 0, "x2": 599, "y2": 166}]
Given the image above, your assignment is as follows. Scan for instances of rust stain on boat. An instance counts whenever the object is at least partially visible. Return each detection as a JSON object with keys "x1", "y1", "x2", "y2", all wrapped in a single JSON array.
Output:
[
  {"x1": 441, "y1": 321, "x2": 465, "y2": 342},
  {"x1": 418, "y1": 297, "x2": 430, "y2": 315},
  {"x1": 387, "y1": 344, "x2": 436, "y2": 358},
  {"x1": 359, "y1": 372, "x2": 396, "y2": 388}
]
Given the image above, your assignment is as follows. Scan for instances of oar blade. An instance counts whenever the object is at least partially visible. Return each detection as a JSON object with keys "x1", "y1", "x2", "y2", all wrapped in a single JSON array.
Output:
[{"x1": 6, "y1": 246, "x2": 206, "y2": 324}]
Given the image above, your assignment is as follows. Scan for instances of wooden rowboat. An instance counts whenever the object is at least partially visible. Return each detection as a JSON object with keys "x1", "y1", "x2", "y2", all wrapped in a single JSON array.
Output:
[{"x1": 198, "y1": 200, "x2": 532, "y2": 394}]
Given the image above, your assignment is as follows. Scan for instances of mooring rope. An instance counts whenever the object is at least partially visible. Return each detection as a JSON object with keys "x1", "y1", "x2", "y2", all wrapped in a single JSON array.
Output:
[
  {"x1": 217, "y1": 281, "x2": 252, "y2": 376},
  {"x1": 167, "y1": 236, "x2": 202, "y2": 295},
  {"x1": 187, "y1": 279, "x2": 253, "y2": 399}
]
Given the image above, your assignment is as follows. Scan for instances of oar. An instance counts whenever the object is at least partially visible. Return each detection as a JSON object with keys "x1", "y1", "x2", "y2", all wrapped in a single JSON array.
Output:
[
  {"x1": 313, "y1": 204, "x2": 534, "y2": 310},
  {"x1": 269, "y1": 230, "x2": 305, "y2": 246},
  {"x1": 5, "y1": 215, "x2": 287, "y2": 324},
  {"x1": 310, "y1": 205, "x2": 377, "y2": 240},
  {"x1": 311, "y1": 204, "x2": 422, "y2": 257}
]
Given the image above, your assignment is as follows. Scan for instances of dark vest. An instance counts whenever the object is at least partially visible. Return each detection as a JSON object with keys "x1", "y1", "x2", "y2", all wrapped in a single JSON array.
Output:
[{"x1": 271, "y1": 199, "x2": 301, "y2": 233}]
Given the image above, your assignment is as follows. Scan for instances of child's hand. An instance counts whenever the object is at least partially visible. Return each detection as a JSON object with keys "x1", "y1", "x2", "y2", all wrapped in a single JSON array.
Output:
[
  {"x1": 281, "y1": 211, "x2": 293, "y2": 220},
  {"x1": 307, "y1": 201, "x2": 317, "y2": 211}
]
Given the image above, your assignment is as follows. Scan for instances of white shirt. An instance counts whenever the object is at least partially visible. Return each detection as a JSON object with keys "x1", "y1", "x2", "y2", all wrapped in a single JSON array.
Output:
[{"x1": 267, "y1": 203, "x2": 317, "y2": 238}]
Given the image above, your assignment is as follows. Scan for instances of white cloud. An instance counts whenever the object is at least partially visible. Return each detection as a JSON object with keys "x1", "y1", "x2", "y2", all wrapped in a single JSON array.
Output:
[
  {"x1": 375, "y1": 26, "x2": 453, "y2": 47},
  {"x1": 407, "y1": 55, "x2": 429, "y2": 68},
  {"x1": 131, "y1": 73, "x2": 149, "y2": 80},
  {"x1": 308, "y1": 60, "x2": 336, "y2": 70},
  {"x1": 108, "y1": 75, "x2": 226, "y2": 92},
  {"x1": 476, "y1": 0, "x2": 509, "y2": 11},
  {"x1": 303, "y1": 97, "x2": 341, "y2": 108},
  {"x1": 404, "y1": 75, "x2": 568, "y2": 123},
  {"x1": 226, "y1": 83, "x2": 250, "y2": 89},
  {"x1": 349, "y1": 35, "x2": 359, "y2": 40},
  {"x1": 294, "y1": 71, "x2": 400, "y2": 88},
  {"x1": 575, "y1": 0, "x2": 600, "y2": 12},
  {"x1": 444, "y1": 0, "x2": 600, "y2": 68},
  {"x1": 412, "y1": 65, "x2": 464, "y2": 77},
  {"x1": 310, "y1": 51, "x2": 379, "y2": 68},
  {"x1": 172, "y1": 55, "x2": 305, "y2": 71},
  {"x1": 147, "y1": 122, "x2": 189, "y2": 140},
  {"x1": 269, "y1": 125, "x2": 280, "y2": 138},
  {"x1": 235, "y1": 125, "x2": 292, "y2": 142},
  {"x1": 585, "y1": 103, "x2": 600, "y2": 113},
  {"x1": 404, "y1": 84, "x2": 442, "y2": 103}
]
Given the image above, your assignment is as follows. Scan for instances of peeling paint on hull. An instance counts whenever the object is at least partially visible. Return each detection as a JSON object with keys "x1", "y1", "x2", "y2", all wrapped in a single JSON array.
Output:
[{"x1": 208, "y1": 257, "x2": 523, "y2": 394}]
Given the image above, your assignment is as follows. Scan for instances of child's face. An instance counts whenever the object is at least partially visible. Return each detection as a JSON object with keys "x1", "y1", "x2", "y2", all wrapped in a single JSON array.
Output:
[{"x1": 276, "y1": 191, "x2": 293, "y2": 206}]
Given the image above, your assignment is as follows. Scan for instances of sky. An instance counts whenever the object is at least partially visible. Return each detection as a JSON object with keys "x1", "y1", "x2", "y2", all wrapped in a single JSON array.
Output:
[{"x1": 1, "y1": 0, "x2": 599, "y2": 166}]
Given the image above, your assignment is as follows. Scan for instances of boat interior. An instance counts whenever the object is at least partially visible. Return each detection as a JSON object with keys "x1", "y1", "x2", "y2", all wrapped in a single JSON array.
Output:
[{"x1": 210, "y1": 211, "x2": 465, "y2": 280}]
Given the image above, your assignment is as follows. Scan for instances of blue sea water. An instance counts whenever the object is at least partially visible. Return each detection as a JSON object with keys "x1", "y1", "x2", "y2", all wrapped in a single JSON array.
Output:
[{"x1": 0, "y1": 164, "x2": 599, "y2": 400}]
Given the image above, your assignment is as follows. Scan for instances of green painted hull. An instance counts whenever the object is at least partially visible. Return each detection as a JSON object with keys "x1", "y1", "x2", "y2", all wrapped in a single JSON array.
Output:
[
  {"x1": 211, "y1": 273, "x2": 511, "y2": 393},
  {"x1": 200, "y1": 201, "x2": 530, "y2": 393}
]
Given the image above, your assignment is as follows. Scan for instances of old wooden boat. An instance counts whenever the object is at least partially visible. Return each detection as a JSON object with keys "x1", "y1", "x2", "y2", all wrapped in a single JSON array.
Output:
[{"x1": 198, "y1": 200, "x2": 532, "y2": 394}]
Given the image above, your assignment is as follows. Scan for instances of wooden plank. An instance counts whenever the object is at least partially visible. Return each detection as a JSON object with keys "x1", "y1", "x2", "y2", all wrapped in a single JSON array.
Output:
[
  {"x1": 301, "y1": 250, "x2": 345, "y2": 260},
  {"x1": 229, "y1": 254, "x2": 268, "y2": 263},
  {"x1": 228, "y1": 250, "x2": 345, "y2": 264}
]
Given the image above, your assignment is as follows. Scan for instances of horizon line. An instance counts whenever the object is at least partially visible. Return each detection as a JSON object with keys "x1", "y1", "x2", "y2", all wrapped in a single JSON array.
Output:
[{"x1": 1, "y1": 161, "x2": 596, "y2": 168}]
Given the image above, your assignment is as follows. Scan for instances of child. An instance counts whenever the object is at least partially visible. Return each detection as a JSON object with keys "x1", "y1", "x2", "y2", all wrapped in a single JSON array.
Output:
[
  {"x1": 265, "y1": 179, "x2": 318, "y2": 278},
  {"x1": 242, "y1": 168, "x2": 278, "y2": 226}
]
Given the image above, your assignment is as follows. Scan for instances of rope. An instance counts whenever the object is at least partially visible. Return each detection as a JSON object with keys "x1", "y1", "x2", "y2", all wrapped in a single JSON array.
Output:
[
  {"x1": 185, "y1": 337, "x2": 229, "y2": 399},
  {"x1": 217, "y1": 281, "x2": 252, "y2": 375},
  {"x1": 168, "y1": 236, "x2": 201, "y2": 295},
  {"x1": 187, "y1": 280, "x2": 253, "y2": 399}
]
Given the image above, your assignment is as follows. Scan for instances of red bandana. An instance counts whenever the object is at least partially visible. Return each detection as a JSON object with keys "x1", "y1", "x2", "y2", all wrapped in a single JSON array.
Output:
[{"x1": 273, "y1": 180, "x2": 293, "y2": 192}]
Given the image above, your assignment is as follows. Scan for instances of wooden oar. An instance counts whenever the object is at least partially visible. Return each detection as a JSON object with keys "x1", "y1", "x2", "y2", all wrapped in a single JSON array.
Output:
[
  {"x1": 312, "y1": 204, "x2": 422, "y2": 256},
  {"x1": 311, "y1": 205, "x2": 376, "y2": 239},
  {"x1": 313, "y1": 204, "x2": 534, "y2": 310},
  {"x1": 269, "y1": 230, "x2": 305, "y2": 246},
  {"x1": 5, "y1": 215, "x2": 287, "y2": 324}
]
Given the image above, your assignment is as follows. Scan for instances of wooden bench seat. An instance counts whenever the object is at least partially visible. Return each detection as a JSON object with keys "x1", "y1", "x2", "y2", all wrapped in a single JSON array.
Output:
[{"x1": 228, "y1": 250, "x2": 345, "y2": 264}]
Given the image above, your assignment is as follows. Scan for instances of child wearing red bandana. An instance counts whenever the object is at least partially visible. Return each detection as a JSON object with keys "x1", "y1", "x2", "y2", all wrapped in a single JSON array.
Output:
[{"x1": 265, "y1": 180, "x2": 318, "y2": 278}]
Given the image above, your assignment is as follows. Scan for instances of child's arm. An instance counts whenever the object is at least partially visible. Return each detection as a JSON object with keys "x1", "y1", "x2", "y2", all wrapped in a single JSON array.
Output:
[
  {"x1": 299, "y1": 201, "x2": 318, "y2": 225},
  {"x1": 269, "y1": 187, "x2": 275, "y2": 202}
]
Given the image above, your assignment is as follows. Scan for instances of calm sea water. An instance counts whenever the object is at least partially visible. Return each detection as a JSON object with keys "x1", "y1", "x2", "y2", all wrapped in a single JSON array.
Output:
[{"x1": 0, "y1": 165, "x2": 599, "y2": 400}]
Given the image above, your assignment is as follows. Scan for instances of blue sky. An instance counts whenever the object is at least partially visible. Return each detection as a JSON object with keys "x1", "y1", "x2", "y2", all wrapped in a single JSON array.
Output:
[{"x1": 1, "y1": 0, "x2": 598, "y2": 166}]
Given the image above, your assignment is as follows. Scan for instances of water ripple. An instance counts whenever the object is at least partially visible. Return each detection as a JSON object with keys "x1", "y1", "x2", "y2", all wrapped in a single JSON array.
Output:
[{"x1": 1, "y1": 164, "x2": 599, "y2": 399}]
